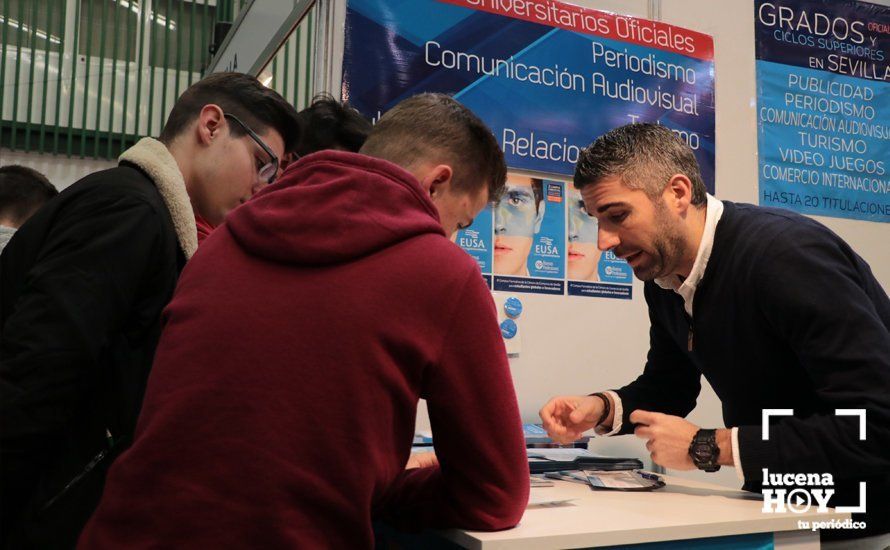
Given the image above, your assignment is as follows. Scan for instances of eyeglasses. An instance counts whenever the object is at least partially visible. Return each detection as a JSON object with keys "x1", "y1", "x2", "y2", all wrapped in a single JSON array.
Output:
[{"x1": 223, "y1": 113, "x2": 279, "y2": 185}]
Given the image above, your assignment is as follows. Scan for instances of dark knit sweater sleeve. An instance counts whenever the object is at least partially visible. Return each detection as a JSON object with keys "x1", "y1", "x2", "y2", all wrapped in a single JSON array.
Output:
[
  {"x1": 736, "y1": 227, "x2": 890, "y2": 483},
  {"x1": 612, "y1": 285, "x2": 703, "y2": 435},
  {"x1": 377, "y1": 267, "x2": 529, "y2": 531}
]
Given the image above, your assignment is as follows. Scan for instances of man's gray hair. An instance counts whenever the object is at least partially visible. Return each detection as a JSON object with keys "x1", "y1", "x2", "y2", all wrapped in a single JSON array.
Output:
[{"x1": 573, "y1": 123, "x2": 707, "y2": 206}]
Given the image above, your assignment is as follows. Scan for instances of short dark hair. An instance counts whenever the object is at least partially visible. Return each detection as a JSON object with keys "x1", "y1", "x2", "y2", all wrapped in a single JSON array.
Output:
[
  {"x1": 0, "y1": 165, "x2": 58, "y2": 225},
  {"x1": 359, "y1": 93, "x2": 507, "y2": 202},
  {"x1": 159, "y1": 72, "x2": 300, "y2": 153},
  {"x1": 295, "y1": 93, "x2": 371, "y2": 156},
  {"x1": 574, "y1": 123, "x2": 707, "y2": 206}
]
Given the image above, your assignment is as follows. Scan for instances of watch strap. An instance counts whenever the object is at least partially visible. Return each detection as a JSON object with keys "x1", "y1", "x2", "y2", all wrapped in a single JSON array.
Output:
[{"x1": 591, "y1": 392, "x2": 611, "y2": 428}]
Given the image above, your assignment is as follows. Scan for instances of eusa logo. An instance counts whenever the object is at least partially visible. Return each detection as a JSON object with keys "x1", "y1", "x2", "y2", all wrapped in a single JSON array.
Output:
[{"x1": 760, "y1": 409, "x2": 867, "y2": 531}]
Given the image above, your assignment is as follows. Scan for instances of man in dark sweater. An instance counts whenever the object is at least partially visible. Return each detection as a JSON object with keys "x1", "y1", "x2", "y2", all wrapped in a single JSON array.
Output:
[{"x1": 540, "y1": 123, "x2": 890, "y2": 546}]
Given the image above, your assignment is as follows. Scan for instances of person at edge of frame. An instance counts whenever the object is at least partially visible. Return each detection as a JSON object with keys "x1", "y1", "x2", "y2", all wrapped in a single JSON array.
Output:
[{"x1": 0, "y1": 72, "x2": 300, "y2": 549}]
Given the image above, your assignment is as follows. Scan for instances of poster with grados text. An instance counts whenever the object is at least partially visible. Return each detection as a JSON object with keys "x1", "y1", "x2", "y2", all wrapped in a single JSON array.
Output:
[
  {"x1": 755, "y1": 0, "x2": 889, "y2": 223},
  {"x1": 343, "y1": 0, "x2": 716, "y2": 297}
]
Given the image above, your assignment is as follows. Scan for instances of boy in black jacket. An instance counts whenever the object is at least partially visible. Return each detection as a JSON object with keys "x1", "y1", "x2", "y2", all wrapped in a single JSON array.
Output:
[
  {"x1": 540, "y1": 123, "x2": 890, "y2": 546},
  {"x1": 0, "y1": 72, "x2": 299, "y2": 548}
]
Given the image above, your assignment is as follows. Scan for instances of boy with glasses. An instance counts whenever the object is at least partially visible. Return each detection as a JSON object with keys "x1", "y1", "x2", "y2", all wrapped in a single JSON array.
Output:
[
  {"x1": 194, "y1": 112, "x2": 283, "y2": 243},
  {"x1": 0, "y1": 72, "x2": 300, "y2": 548},
  {"x1": 194, "y1": 96, "x2": 373, "y2": 244}
]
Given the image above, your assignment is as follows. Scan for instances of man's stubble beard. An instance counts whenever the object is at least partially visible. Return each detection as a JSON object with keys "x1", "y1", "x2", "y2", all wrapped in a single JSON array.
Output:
[{"x1": 635, "y1": 199, "x2": 685, "y2": 282}]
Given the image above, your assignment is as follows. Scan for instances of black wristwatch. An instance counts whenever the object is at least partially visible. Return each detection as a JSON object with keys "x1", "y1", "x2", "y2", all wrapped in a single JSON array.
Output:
[{"x1": 689, "y1": 428, "x2": 721, "y2": 472}]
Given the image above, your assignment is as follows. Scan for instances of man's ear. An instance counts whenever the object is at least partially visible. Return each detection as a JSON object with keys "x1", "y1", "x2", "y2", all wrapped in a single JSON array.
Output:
[
  {"x1": 196, "y1": 104, "x2": 225, "y2": 146},
  {"x1": 421, "y1": 165, "x2": 454, "y2": 198},
  {"x1": 665, "y1": 174, "x2": 694, "y2": 213}
]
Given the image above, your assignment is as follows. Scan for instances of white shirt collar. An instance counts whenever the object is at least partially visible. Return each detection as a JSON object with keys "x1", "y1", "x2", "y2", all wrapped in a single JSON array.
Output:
[{"x1": 654, "y1": 194, "x2": 724, "y2": 317}]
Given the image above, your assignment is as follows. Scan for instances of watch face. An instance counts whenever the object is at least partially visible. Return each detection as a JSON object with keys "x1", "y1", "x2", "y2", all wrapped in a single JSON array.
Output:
[{"x1": 693, "y1": 443, "x2": 712, "y2": 461}]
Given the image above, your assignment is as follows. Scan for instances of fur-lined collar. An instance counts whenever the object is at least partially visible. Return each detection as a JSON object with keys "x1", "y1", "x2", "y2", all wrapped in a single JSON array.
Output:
[{"x1": 119, "y1": 137, "x2": 197, "y2": 259}]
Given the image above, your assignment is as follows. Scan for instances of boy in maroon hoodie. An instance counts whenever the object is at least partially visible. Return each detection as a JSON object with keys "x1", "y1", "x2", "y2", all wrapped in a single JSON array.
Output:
[{"x1": 79, "y1": 94, "x2": 529, "y2": 548}]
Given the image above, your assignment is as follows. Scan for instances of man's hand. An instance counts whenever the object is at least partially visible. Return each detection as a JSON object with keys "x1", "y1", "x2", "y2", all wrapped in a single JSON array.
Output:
[
  {"x1": 630, "y1": 410, "x2": 699, "y2": 470},
  {"x1": 405, "y1": 452, "x2": 438, "y2": 470},
  {"x1": 539, "y1": 395, "x2": 605, "y2": 444}
]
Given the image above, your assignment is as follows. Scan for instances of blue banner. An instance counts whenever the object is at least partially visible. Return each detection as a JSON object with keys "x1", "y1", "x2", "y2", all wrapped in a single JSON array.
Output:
[
  {"x1": 343, "y1": 0, "x2": 716, "y2": 188},
  {"x1": 755, "y1": 0, "x2": 890, "y2": 223},
  {"x1": 343, "y1": 0, "x2": 713, "y2": 298}
]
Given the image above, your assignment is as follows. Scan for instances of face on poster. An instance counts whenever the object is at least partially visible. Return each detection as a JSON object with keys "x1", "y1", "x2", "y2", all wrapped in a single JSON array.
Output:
[
  {"x1": 566, "y1": 186, "x2": 601, "y2": 282},
  {"x1": 565, "y1": 186, "x2": 634, "y2": 285},
  {"x1": 494, "y1": 175, "x2": 543, "y2": 276},
  {"x1": 493, "y1": 175, "x2": 564, "y2": 279}
]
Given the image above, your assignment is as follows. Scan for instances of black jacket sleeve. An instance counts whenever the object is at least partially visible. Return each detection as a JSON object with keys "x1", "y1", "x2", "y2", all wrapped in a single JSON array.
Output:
[
  {"x1": 0, "y1": 192, "x2": 165, "y2": 517},
  {"x1": 736, "y1": 228, "x2": 890, "y2": 482},
  {"x1": 613, "y1": 286, "x2": 702, "y2": 435}
]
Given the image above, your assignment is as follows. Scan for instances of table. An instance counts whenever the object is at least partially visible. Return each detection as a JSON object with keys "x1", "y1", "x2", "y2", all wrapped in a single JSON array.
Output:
[{"x1": 439, "y1": 473, "x2": 851, "y2": 549}]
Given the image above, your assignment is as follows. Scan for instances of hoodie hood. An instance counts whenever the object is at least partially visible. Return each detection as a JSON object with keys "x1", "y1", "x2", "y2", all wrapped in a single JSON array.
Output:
[{"x1": 226, "y1": 150, "x2": 445, "y2": 266}]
